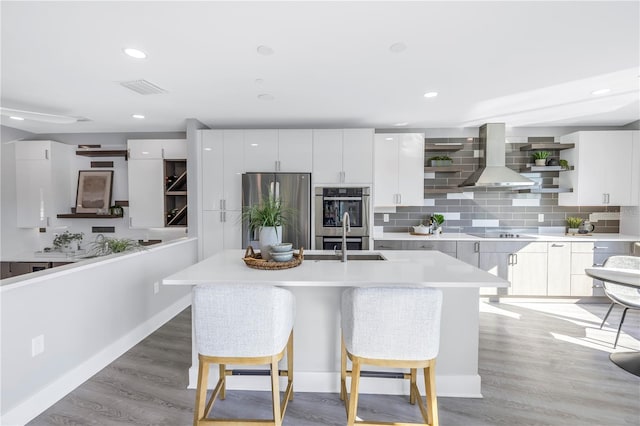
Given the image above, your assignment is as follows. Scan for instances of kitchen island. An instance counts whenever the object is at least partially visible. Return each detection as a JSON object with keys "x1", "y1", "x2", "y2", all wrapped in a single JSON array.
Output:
[{"x1": 162, "y1": 249, "x2": 509, "y2": 397}]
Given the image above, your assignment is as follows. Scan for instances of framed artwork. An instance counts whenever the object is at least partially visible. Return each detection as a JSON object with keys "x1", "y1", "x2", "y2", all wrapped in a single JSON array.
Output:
[{"x1": 75, "y1": 170, "x2": 113, "y2": 213}]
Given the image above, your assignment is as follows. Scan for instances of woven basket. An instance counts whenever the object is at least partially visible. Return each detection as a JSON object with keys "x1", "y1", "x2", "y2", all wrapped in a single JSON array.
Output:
[{"x1": 243, "y1": 246, "x2": 304, "y2": 270}]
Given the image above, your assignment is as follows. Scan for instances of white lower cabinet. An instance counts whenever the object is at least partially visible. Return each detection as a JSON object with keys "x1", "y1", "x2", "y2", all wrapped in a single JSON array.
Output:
[
  {"x1": 401, "y1": 240, "x2": 456, "y2": 257},
  {"x1": 547, "y1": 242, "x2": 571, "y2": 296},
  {"x1": 570, "y1": 241, "x2": 632, "y2": 296},
  {"x1": 202, "y1": 210, "x2": 242, "y2": 258}
]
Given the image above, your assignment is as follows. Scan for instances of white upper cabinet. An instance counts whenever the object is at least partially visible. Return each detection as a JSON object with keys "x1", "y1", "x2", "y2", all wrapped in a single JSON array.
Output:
[
  {"x1": 374, "y1": 133, "x2": 424, "y2": 207},
  {"x1": 201, "y1": 130, "x2": 244, "y2": 211},
  {"x1": 312, "y1": 128, "x2": 373, "y2": 184},
  {"x1": 127, "y1": 139, "x2": 186, "y2": 228},
  {"x1": 559, "y1": 130, "x2": 639, "y2": 206},
  {"x1": 243, "y1": 129, "x2": 312, "y2": 172},
  {"x1": 128, "y1": 139, "x2": 186, "y2": 160},
  {"x1": 15, "y1": 140, "x2": 74, "y2": 228},
  {"x1": 277, "y1": 129, "x2": 313, "y2": 172}
]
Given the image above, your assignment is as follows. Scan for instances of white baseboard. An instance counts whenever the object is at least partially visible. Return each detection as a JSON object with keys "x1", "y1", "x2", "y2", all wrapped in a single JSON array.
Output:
[
  {"x1": 188, "y1": 366, "x2": 482, "y2": 398},
  {"x1": 1, "y1": 294, "x2": 191, "y2": 426}
]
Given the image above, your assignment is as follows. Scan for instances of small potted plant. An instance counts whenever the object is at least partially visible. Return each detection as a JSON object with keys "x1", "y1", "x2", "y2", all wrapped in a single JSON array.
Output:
[
  {"x1": 431, "y1": 214, "x2": 445, "y2": 235},
  {"x1": 242, "y1": 194, "x2": 294, "y2": 260},
  {"x1": 532, "y1": 151, "x2": 550, "y2": 166},
  {"x1": 558, "y1": 159, "x2": 570, "y2": 170},
  {"x1": 566, "y1": 217, "x2": 583, "y2": 234},
  {"x1": 89, "y1": 236, "x2": 143, "y2": 256},
  {"x1": 429, "y1": 156, "x2": 453, "y2": 167},
  {"x1": 52, "y1": 231, "x2": 84, "y2": 252}
]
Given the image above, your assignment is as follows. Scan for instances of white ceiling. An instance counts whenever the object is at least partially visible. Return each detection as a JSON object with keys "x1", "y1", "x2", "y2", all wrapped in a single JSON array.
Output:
[{"x1": 1, "y1": 1, "x2": 639, "y2": 134}]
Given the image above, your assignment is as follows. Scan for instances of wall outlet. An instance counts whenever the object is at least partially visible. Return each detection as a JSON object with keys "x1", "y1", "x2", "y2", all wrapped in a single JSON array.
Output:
[
  {"x1": 153, "y1": 281, "x2": 160, "y2": 294},
  {"x1": 383, "y1": 214, "x2": 389, "y2": 223},
  {"x1": 538, "y1": 213, "x2": 544, "y2": 222},
  {"x1": 32, "y1": 335, "x2": 44, "y2": 357}
]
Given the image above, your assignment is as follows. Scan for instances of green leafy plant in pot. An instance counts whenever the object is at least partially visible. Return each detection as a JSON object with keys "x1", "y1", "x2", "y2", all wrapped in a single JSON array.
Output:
[
  {"x1": 532, "y1": 151, "x2": 550, "y2": 166},
  {"x1": 242, "y1": 194, "x2": 295, "y2": 260},
  {"x1": 52, "y1": 231, "x2": 84, "y2": 252},
  {"x1": 431, "y1": 214, "x2": 445, "y2": 235},
  {"x1": 566, "y1": 217, "x2": 583, "y2": 234},
  {"x1": 89, "y1": 236, "x2": 143, "y2": 256}
]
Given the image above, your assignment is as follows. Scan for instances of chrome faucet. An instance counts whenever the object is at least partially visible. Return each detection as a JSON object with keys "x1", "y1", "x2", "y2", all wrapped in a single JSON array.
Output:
[{"x1": 341, "y1": 211, "x2": 351, "y2": 262}]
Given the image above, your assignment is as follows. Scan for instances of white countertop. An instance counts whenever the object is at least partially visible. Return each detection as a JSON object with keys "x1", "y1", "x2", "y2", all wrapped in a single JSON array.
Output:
[
  {"x1": 162, "y1": 249, "x2": 509, "y2": 288},
  {"x1": 375, "y1": 232, "x2": 640, "y2": 242}
]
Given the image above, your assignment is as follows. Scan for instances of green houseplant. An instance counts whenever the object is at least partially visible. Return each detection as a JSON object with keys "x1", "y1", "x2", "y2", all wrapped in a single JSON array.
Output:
[
  {"x1": 53, "y1": 231, "x2": 84, "y2": 252},
  {"x1": 431, "y1": 214, "x2": 445, "y2": 235},
  {"x1": 429, "y1": 156, "x2": 453, "y2": 167},
  {"x1": 242, "y1": 195, "x2": 294, "y2": 260},
  {"x1": 566, "y1": 217, "x2": 583, "y2": 234},
  {"x1": 89, "y1": 236, "x2": 143, "y2": 256},
  {"x1": 532, "y1": 151, "x2": 550, "y2": 166}
]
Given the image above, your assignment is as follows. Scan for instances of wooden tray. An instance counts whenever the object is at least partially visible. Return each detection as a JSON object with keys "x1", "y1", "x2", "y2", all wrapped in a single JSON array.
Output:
[
  {"x1": 243, "y1": 246, "x2": 304, "y2": 270},
  {"x1": 410, "y1": 232, "x2": 432, "y2": 236}
]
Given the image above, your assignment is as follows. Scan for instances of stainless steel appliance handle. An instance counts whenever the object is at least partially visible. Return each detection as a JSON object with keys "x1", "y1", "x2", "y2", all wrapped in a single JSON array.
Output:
[
  {"x1": 324, "y1": 237, "x2": 362, "y2": 242},
  {"x1": 323, "y1": 197, "x2": 362, "y2": 201},
  {"x1": 474, "y1": 242, "x2": 480, "y2": 253}
]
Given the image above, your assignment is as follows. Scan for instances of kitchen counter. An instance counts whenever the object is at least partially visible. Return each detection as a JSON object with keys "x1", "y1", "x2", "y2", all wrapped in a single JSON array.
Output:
[
  {"x1": 163, "y1": 249, "x2": 508, "y2": 397},
  {"x1": 374, "y1": 232, "x2": 640, "y2": 242}
]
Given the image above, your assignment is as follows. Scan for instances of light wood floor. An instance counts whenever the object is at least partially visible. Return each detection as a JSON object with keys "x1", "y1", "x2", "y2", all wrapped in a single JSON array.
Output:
[{"x1": 29, "y1": 301, "x2": 640, "y2": 426}]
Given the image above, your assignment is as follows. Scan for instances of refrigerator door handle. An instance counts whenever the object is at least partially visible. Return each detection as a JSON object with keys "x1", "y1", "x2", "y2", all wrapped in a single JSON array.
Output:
[{"x1": 275, "y1": 181, "x2": 280, "y2": 200}]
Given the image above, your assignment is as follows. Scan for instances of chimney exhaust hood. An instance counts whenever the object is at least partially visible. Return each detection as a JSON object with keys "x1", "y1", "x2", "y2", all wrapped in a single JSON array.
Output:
[{"x1": 459, "y1": 123, "x2": 535, "y2": 188}]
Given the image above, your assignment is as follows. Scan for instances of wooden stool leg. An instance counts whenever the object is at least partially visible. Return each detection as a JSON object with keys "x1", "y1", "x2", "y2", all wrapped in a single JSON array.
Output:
[
  {"x1": 410, "y1": 368, "x2": 417, "y2": 404},
  {"x1": 340, "y1": 339, "x2": 347, "y2": 401},
  {"x1": 287, "y1": 332, "x2": 294, "y2": 401},
  {"x1": 219, "y1": 363, "x2": 226, "y2": 400},
  {"x1": 271, "y1": 356, "x2": 282, "y2": 426},
  {"x1": 194, "y1": 358, "x2": 209, "y2": 426},
  {"x1": 424, "y1": 360, "x2": 439, "y2": 426},
  {"x1": 347, "y1": 358, "x2": 361, "y2": 426}
]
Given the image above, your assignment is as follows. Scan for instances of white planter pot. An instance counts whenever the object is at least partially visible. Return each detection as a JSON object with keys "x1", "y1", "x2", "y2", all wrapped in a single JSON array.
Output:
[
  {"x1": 567, "y1": 228, "x2": 579, "y2": 234},
  {"x1": 535, "y1": 159, "x2": 547, "y2": 166},
  {"x1": 259, "y1": 226, "x2": 282, "y2": 261}
]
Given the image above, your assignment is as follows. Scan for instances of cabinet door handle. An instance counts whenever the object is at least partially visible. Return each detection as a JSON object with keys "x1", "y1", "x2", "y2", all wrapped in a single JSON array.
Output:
[
  {"x1": 421, "y1": 245, "x2": 432, "y2": 250},
  {"x1": 398, "y1": 193, "x2": 402, "y2": 205},
  {"x1": 46, "y1": 217, "x2": 50, "y2": 227},
  {"x1": 513, "y1": 253, "x2": 518, "y2": 265},
  {"x1": 606, "y1": 193, "x2": 610, "y2": 204},
  {"x1": 223, "y1": 199, "x2": 226, "y2": 210},
  {"x1": 551, "y1": 243, "x2": 564, "y2": 247},
  {"x1": 474, "y1": 242, "x2": 480, "y2": 253},
  {"x1": 593, "y1": 263, "x2": 604, "y2": 267},
  {"x1": 593, "y1": 246, "x2": 608, "y2": 250},
  {"x1": 161, "y1": 148, "x2": 165, "y2": 159},
  {"x1": 129, "y1": 217, "x2": 133, "y2": 227},
  {"x1": 220, "y1": 211, "x2": 224, "y2": 222},
  {"x1": 45, "y1": 149, "x2": 49, "y2": 160}
]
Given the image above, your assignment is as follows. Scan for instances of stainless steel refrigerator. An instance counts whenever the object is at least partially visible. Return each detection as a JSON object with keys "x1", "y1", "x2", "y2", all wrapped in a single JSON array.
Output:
[{"x1": 241, "y1": 173, "x2": 311, "y2": 250}]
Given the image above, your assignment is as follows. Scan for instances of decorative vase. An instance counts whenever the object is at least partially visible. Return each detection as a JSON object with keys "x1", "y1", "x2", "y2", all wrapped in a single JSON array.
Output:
[
  {"x1": 535, "y1": 159, "x2": 547, "y2": 166},
  {"x1": 259, "y1": 226, "x2": 282, "y2": 261},
  {"x1": 567, "y1": 228, "x2": 579, "y2": 234}
]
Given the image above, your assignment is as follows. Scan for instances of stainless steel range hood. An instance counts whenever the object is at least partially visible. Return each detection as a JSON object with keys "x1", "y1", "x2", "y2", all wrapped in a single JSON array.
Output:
[{"x1": 459, "y1": 123, "x2": 535, "y2": 188}]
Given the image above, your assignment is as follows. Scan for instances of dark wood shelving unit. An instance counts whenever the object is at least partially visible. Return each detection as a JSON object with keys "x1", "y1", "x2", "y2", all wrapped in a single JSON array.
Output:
[
  {"x1": 57, "y1": 213, "x2": 123, "y2": 219},
  {"x1": 518, "y1": 186, "x2": 573, "y2": 194},
  {"x1": 164, "y1": 159, "x2": 187, "y2": 227},
  {"x1": 519, "y1": 143, "x2": 575, "y2": 151},
  {"x1": 424, "y1": 143, "x2": 464, "y2": 152},
  {"x1": 424, "y1": 166, "x2": 465, "y2": 173},
  {"x1": 520, "y1": 165, "x2": 574, "y2": 173},
  {"x1": 75, "y1": 149, "x2": 128, "y2": 158}
]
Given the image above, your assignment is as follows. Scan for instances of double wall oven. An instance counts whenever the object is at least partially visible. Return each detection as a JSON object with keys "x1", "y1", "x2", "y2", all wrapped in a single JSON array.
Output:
[{"x1": 315, "y1": 187, "x2": 370, "y2": 250}]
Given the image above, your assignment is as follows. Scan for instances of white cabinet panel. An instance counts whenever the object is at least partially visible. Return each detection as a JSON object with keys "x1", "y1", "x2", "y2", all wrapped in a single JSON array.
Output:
[
  {"x1": 162, "y1": 139, "x2": 187, "y2": 159},
  {"x1": 128, "y1": 159, "x2": 164, "y2": 228},
  {"x1": 313, "y1": 129, "x2": 373, "y2": 184},
  {"x1": 343, "y1": 129, "x2": 373, "y2": 183},
  {"x1": 278, "y1": 129, "x2": 313, "y2": 172},
  {"x1": 201, "y1": 130, "x2": 244, "y2": 212},
  {"x1": 547, "y1": 242, "x2": 571, "y2": 296},
  {"x1": 313, "y1": 129, "x2": 344, "y2": 184},
  {"x1": 509, "y1": 251, "x2": 548, "y2": 296},
  {"x1": 202, "y1": 210, "x2": 242, "y2": 258},
  {"x1": 244, "y1": 130, "x2": 278, "y2": 172},
  {"x1": 15, "y1": 140, "x2": 73, "y2": 228},
  {"x1": 128, "y1": 139, "x2": 186, "y2": 160},
  {"x1": 374, "y1": 133, "x2": 424, "y2": 207},
  {"x1": 559, "y1": 130, "x2": 639, "y2": 206}
]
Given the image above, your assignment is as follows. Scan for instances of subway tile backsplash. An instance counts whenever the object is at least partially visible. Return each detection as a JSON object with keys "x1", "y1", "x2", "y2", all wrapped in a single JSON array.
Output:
[{"x1": 375, "y1": 137, "x2": 621, "y2": 234}]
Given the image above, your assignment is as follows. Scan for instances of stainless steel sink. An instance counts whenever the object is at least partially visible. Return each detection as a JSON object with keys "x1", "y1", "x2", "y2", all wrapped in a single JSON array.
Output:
[{"x1": 303, "y1": 253, "x2": 387, "y2": 261}]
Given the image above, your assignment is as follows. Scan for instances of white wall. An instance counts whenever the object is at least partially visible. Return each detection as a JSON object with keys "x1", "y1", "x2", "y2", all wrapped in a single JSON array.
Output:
[{"x1": 0, "y1": 238, "x2": 197, "y2": 425}]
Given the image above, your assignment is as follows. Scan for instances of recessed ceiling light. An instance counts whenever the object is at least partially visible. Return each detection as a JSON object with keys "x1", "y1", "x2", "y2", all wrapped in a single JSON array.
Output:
[
  {"x1": 257, "y1": 45, "x2": 274, "y2": 56},
  {"x1": 123, "y1": 48, "x2": 147, "y2": 59},
  {"x1": 591, "y1": 88, "x2": 611, "y2": 95},
  {"x1": 423, "y1": 91, "x2": 438, "y2": 98},
  {"x1": 204, "y1": 147, "x2": 212, "y2": 151},
  {"x1": 389, "y1": 42, "x2": 407, "y2": 53},
  {"x1": 394, "y1": 122, "x2": 409, "y2": 127},
  {"x1": 10, "y1": 116, "x2": 24, "y2": 120},
  {"x1": 141, "y1": 151, "x2": 150, "y2": 155},
  {"x1": 251, "y1": 143, "x2": 259, "y2": 147},
  {"x1": 385, "y1": 137, "x2": 393, "y2": 141},
  {"x1": 258, "y1": 93, "x2": 275, "y2": 101},
  {"x1": 132, "y1": 114, "x2": 145, "y2": 119}
]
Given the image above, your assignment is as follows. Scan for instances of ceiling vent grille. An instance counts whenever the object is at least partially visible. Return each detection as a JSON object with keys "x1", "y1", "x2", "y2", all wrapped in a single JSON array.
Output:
[{"x1": 119, "y1": 79, "x2": 167, "y2": 95}]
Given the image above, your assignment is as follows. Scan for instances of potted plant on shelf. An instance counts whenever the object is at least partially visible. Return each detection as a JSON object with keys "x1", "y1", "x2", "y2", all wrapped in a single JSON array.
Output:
[
  {"x1": 431, "y1": 214, "x2": 445, "y2": 235},
  {"x1": 566, "y1": 217, "x2": 583, "y2": 234},
  {"x1": 242, "y1": 194, "x2": 293, "y2": 260},
  {"x1": 558, "y1": 159, "x2": 570, "y2": 170},
  {"x1": 429, "y1": 156, "x2": 453, "y2": 167},
  {"x1": 532, "y1": 151, "x2": 550, "y2": 166},
  {"x1": 52, "y1": 231, "x2": 84, "y2": 252}
]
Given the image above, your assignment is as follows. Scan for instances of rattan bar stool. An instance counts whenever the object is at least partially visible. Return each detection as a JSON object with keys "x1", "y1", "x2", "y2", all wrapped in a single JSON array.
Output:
[
  {"x1": 192, "y1": 284, "x2": 295, "y2": 426},
  {"x1": 340, "y1": 286, "x2": 443, "y2": 426}
]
